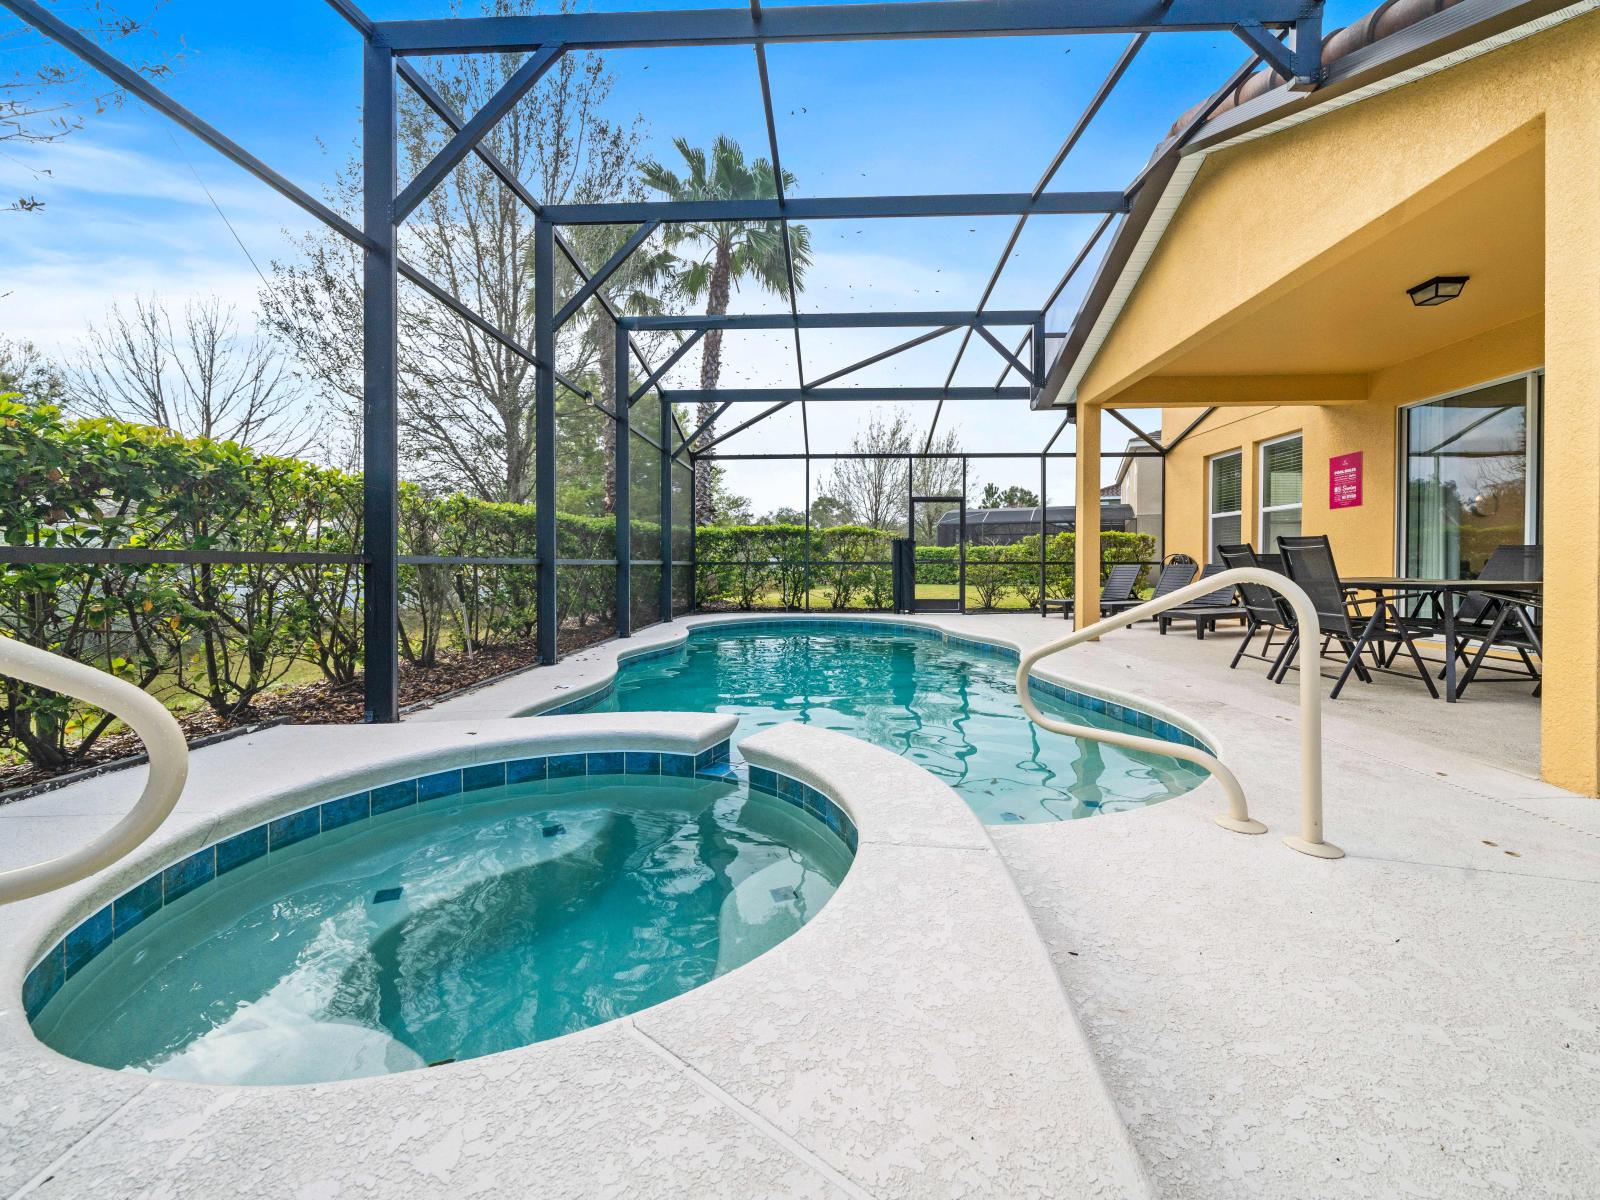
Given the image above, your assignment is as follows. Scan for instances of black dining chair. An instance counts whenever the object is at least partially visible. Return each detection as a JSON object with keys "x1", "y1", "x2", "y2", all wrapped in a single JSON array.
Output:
[
  {"x1": 1452, "y1": 544, "x2": 1543, "y2": 695},
  {"x1": 1277, "y1": 535, "x2": 1439, "y2": 699},
  {"x1": 1217, "y1": 544, "x2": 1296, "y2": 681}
]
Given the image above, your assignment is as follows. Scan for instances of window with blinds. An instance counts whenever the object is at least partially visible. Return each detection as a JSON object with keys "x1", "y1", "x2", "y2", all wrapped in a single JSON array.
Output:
[
  {"x1": 1259, "y1": 434, "x2": 1303, "y2": 552},
  {"x1": 1208, "y1": 451, "x2": 1242, "y2": 561}
]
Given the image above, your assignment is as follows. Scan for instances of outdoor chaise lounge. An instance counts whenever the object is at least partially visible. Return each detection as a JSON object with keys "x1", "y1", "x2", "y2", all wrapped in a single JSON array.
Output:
[
  {"x1": 1278, "y1": 534, "x2": 1440, "y2": 699},
  {"x1": 1042, "y1": 562, "x2": 1143, "y2": 620},
  {"x1": 1102, "y1": 558, "x2": 1197, "y2": 619},
  {"x1": 1156, "y1": 563, "x2": 1248, "y2": 639}
]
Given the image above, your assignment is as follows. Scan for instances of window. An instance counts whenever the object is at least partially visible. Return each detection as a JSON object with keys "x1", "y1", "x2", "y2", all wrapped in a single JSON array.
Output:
[
  {"x1": 1258, "y1": 434, "x2": 1303, "y2": 553},
  {"x1": 1401, "y1": 374, "x2": 1540, "y2": 578},
  {"x1": 1207, "y1": 451, "x2": 1242, "y2": 561}
]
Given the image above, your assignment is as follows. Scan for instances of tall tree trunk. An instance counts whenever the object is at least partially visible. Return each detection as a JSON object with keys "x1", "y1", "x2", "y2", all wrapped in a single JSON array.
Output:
[
  {"x1": 600, "y1": 316, "x2": 618, "y2": 513},
  {"x1": 694, "y1": 242, "x2": 733, "y2": 526}
]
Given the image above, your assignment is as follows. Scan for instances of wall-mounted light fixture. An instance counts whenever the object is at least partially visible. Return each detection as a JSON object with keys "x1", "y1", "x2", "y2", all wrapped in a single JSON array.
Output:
[{"x1": 1407, "y1": 275, "x2": 1469, "y2": 307}]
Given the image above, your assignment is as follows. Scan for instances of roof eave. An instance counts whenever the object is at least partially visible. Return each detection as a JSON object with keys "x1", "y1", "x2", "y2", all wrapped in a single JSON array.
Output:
[{"x1": 1036, "y1": 0, "x2": 1593, "y2": 412}]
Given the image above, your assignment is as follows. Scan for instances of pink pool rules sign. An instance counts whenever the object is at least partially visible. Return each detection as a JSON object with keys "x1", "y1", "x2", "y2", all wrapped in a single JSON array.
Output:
[{"x1": 1329, "y1": 452, "x2": 1363, "y2": 509}]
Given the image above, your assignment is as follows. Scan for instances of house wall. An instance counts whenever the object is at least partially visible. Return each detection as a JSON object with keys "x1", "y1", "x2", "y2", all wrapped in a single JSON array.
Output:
[
  {"x1": 1160, "y1": 315, "x2": 1543, "y2": 570},
  {"x1": 1066, "y1": 12, "x2": 1600, "y2": 792}
]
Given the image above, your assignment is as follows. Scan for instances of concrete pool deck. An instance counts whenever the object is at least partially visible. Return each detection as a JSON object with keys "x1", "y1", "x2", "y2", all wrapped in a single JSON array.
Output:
[{"x1": 3, "y1": 611, "x2": 1595, "y2": 1198}]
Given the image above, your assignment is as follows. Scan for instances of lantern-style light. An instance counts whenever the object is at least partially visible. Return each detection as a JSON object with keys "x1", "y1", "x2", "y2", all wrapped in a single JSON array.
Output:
[{"x1": 1407, "y1": 275, "x2": 1469, "y2": 306}]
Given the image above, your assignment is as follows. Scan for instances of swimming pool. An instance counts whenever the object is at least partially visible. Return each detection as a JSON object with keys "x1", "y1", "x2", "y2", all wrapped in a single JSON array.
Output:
[
  {"x1": 26, "y1": 756, "x2": 853, "y2": 1086},
  {"x1": 552, "y1": 621, "x2": 1210, "y2": 824}
]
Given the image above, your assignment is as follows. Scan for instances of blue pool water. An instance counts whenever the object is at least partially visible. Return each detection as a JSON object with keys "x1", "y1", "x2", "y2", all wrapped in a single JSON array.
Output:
[
  {"x1": 31, "y1": 774, "x2": 850, "y2": 1085},
  {"x1": 582, "y1": 624, "x2": 1209, "y2": 824}
]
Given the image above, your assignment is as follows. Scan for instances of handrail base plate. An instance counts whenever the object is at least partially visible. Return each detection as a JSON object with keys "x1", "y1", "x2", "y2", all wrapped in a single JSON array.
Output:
[{"x1": 1285, "y1": 836, "x2": 1345, "y2": 859}]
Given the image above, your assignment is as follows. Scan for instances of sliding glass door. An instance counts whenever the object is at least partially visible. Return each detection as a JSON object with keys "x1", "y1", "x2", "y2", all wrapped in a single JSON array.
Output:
[{"x1": 1402, "y1": 374, "x2": 1540, "y2": 578}]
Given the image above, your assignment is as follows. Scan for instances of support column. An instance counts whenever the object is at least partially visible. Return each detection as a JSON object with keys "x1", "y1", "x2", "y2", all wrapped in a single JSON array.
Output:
[
  {"x1": 660, "y1": 395, "x2": 674, "y2": 622},
  {"x1": 361, "y1": 39, "x2": 400, "y2": 723},
  {"x1": 534, "y1": 217, "x2": 558, "y2": 664},
  {"x1": 1541, "y1": 98, "x2": 1600, "y2": 795},
  {"x1": 1073, "y1": 402, "x2": 1102, "y2": 632},
  {"x1": 615, "y1": 321, "x2": 631, "y2": 638}
]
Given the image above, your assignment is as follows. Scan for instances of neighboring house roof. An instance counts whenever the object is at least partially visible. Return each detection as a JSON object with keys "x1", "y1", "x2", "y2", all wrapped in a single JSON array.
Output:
[
  {"x1": 936, "y1": 504, "x2": 1137, "y2": 527},
  {"x1": 1037, "y1": 0, "x2": 1589, "y2": 410}
]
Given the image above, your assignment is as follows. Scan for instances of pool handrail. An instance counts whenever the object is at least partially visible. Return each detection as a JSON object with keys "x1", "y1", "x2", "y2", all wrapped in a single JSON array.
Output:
[
  {"x1": 0, "y1": 636, "x2": 189, "y2": 904},
  {"x1": 1014, "y1": 567, "x2": 1342, "y2": 859}
]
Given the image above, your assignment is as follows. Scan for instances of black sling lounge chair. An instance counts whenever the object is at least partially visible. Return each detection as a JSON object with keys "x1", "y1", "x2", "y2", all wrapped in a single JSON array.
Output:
[
  {"x1": 1102, "y1": 559, "x2": 1196, "y2": 619},
  {"x1": 1157, "y1": 563, "x2": 1247, "y2": 639},
  {"x1": 1217, "y1": 543, "x2": 1296, "y2": 680},
  {"x1": 1278, "y1": 534, "x2": 1440, "y2": 699},
  {"x1": 1042, "y1": 561, "x2": 1143, "y2": 620}
]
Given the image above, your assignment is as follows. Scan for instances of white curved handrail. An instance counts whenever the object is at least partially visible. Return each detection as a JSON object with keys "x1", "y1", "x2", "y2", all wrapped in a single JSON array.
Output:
[
  {"x1": 0, "y1": 636, "x2": 189, "y2": 904},
  {"x1": 1015, "y1": 568, "x2": 1342, "y2": 859}
]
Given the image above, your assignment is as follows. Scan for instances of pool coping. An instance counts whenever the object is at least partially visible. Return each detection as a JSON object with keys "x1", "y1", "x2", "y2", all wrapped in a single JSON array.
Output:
[{"x1": 0, "y1": 714, "x2": 1154, "y2": 1197}]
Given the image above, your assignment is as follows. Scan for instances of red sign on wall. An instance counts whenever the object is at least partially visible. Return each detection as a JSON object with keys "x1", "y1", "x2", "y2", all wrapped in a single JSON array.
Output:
[{"x1": 1329, "y1": 451, "x2": 1363, "y2": 510}]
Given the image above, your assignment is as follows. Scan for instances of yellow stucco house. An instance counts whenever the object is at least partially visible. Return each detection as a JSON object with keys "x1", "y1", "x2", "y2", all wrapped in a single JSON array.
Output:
[{"x1": 1039, "y1": 0, "x2": 1598, "y2": 793}]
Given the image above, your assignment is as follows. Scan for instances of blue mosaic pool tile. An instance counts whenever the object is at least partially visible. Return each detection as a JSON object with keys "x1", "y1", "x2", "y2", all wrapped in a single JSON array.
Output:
[
  {"x1": 269, "y1": 807, "x2": 320, "y2": 852},
  {"x1": 661, "y1": 752, "x2": 695, "y2": 777},
  {"x1": 162, "y1": 848, "x2": 215, "y2": 903},
  {"x1": 320, "y1": 791, "x2": 370, "y2": 832},
  {"x1": 548, "y1": 753, "x2": 586, "y2": 779},
  {"x1": 587, "y1": 751, "x2": 625, "y2": 776},
  {"x1": 695, "y1": 740, "x2": 731, "y2": 769},
  {"x1": 22, "y1": 947, "x2": 64, "y2": 1021},
  {"x1": 749, "y1": 765, "x2": 778, "y2": 795},
  {"x1": 216, "y1": 825, "x2": 268, "y2": 875},
  {"x1": 778, "y1": 773, "x2": 804, "y2": 803},
  {"x1": 417, "y1": 768, "x2": 462, "y2": 802},
  {"x1": 462, "y1": 762, "x2": 505, "y2": 793},
  {"x1": 506, "y1": 756, "x2": 548, "y2": 785},
  {"x1": 112, "y1": 874, "x2": 163, "y2": 937},
  {"x1": 696, "y1": 761, "x2": 738, "y2": 783},
  {"x1": 370, "y1": 779, "x2": 417, "y2": 815},
  {"x1": 625, "y1": 751, "x2": 661, "y2": 775},
  {"x1": 64, "y1": 905, "x2": 113, "y2": 978}
]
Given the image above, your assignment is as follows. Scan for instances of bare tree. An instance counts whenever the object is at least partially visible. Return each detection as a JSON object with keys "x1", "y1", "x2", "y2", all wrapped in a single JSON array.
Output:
[
  {"x1": 819, "y1": 409, "x2": 965, "y2": 536},
  {"x1": 70, "y1": 296, "x2": 314, "y2": 454},
  {"x1": 263, "y1": 0, "x2": 648, "y2": 504},
  {"x1": 3, "y1": 3, "x2": 176, "y2": 212}
]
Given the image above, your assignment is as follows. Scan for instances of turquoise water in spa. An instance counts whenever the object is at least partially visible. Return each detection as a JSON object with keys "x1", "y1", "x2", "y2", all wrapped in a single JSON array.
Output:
[
  {"x1": 590, "y1": 625, "x2": 1209, "y2": 824},
  {"x1": 32, "y1": 776, "x2": 850, "y2": 1085}
]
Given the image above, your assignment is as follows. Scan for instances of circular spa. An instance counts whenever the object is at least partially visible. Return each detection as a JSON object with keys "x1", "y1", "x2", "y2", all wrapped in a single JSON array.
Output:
[
  {"x1": 24, "y1": 749, "x2": 854, "y2": 1086},
  {"x1": 547, "y1": 621, "x2": 1212, "y2": 824}
]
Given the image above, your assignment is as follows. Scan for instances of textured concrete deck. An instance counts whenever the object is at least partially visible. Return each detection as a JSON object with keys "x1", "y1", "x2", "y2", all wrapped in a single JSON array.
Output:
[{"x1": 4, "y1": 611, "x2": 1594, "y2": 1199}]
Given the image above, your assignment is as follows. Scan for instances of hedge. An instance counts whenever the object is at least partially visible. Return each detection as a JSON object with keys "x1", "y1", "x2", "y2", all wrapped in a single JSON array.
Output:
[
  {"x1": 693, "y1": 524, "x2": 1157, "y2": 611},
  {"x1": 0, "y1": 397, "x2": 659, "y2": 770}
]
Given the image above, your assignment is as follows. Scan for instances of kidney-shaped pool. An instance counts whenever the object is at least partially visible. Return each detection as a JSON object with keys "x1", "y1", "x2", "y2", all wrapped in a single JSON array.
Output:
[{"x1": 556, "y1": 621, "x2": 1210, "y2": 824}]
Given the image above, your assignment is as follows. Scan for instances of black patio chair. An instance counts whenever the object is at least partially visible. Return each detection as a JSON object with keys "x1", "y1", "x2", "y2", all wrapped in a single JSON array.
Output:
[
  {"x1": 1103, "y1": 558, "x2": 1197, "y2": 619},
  {"x1": 1278, "y1": 534, "x2": 1439, "y2": 699},
  {"x1": 1451, "y1": 544, "x2": 1543, "y2": 695},
  {"x1": 1217, "y1": 543, "x2": 1297, "y2": 680},
  {"x1": 1157, "y1": 563, "x2": 1247, "y2": 639}
]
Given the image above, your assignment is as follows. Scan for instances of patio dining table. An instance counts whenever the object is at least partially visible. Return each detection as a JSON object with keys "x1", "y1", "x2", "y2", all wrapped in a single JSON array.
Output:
[{"x1": 1339, "y1": 576, "x2": 1543, "y2": 702}]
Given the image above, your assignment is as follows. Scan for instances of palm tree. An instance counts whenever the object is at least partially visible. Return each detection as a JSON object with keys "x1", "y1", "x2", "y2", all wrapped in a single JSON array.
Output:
[{"x1": 640, "y1": 134, "x2": 811, "y2": 523}]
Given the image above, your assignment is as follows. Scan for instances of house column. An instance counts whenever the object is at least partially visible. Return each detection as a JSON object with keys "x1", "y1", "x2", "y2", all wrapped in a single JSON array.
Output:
[
  {"x1": 1073, "y1": 401, "x2": 1102, "y2": 631},
  {"x1": 1542, "y1": 100, "x2": 1600, "y2": 796}
]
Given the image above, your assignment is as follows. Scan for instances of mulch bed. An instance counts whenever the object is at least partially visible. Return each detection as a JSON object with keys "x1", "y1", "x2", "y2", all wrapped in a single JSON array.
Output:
[{"x1": 1, "y1": 623, "x2": 618, "y2": 799}]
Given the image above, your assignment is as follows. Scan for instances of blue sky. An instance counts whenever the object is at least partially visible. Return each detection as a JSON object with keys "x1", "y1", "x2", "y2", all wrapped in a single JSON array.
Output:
[{"x1": 0, "y1": 0, "x2": 1372, "y2": 509}]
